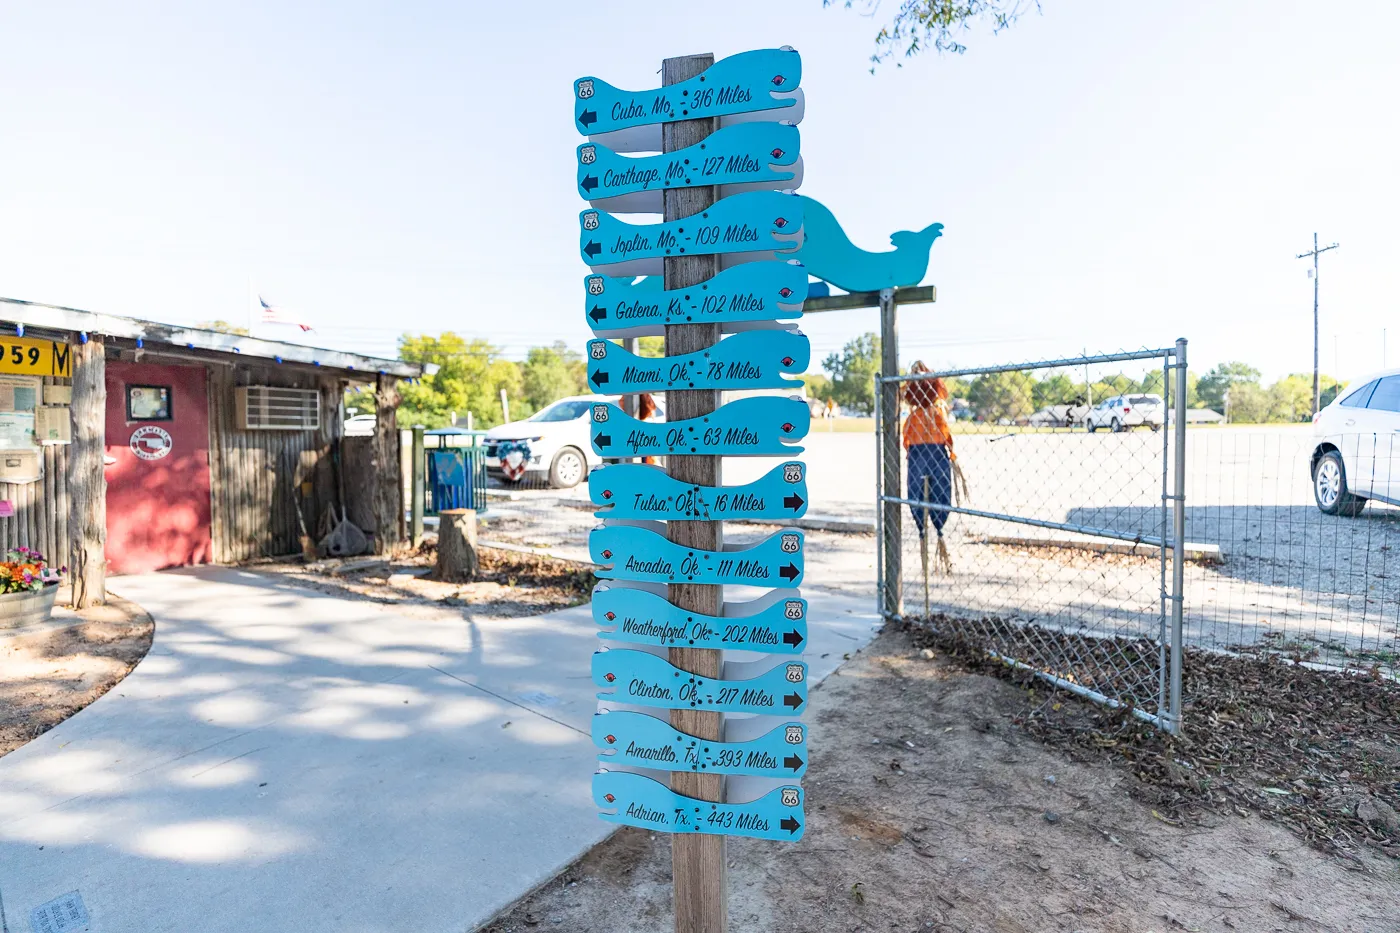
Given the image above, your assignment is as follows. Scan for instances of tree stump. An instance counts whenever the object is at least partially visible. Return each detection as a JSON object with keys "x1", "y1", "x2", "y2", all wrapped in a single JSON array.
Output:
[{"x1": 435, "y1": 509, "x2": 478, "y2": 582}]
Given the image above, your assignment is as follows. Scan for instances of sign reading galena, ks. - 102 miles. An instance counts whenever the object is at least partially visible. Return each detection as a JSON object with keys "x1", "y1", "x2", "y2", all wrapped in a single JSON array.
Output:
[{"x1": 583, "y1": 261, "x2": 807, "y2": 337}]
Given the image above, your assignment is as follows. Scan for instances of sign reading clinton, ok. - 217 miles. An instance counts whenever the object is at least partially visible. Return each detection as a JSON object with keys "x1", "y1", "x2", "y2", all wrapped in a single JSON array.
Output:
[{"x1": 593, "y1": 649, "x2": 808, "y2": 715}]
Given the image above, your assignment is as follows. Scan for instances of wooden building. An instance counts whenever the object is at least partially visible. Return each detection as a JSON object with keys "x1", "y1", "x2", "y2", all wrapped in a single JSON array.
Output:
[{"x1": 0, "y1": 297, "x2": 432, "y2": 607}]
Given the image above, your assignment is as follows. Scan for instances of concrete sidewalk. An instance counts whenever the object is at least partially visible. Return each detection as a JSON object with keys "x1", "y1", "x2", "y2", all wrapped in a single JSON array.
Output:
[{"x1": 0, "y1": 568, "x2": 878, "y2": 933}]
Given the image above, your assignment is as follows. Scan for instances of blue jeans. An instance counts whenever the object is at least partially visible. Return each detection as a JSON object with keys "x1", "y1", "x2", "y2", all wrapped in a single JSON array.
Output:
[{"x1": 907, "y1": 443, "x2": 951, "y2": 538}]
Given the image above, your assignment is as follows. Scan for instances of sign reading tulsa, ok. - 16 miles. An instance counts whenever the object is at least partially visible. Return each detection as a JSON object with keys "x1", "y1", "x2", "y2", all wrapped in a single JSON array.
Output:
[{"x1": 577, "y1": 47, "x2": 812, "y2": 849}]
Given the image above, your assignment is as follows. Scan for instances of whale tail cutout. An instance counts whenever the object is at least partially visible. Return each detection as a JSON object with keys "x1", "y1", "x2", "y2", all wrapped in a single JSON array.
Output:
[{"x1": 790, "y1": 195, "x2": 942, "y2": 293}]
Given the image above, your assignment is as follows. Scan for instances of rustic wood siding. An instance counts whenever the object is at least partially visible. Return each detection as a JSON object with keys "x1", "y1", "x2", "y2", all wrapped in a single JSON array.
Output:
[{"x1": 0, "y1": 372, "x2": 73, "y2": 565}]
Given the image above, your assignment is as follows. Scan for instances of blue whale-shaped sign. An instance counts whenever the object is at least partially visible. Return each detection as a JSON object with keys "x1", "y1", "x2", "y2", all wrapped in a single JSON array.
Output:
[
  {"x1": 785, "y1": 195, "x2": 943, "y2": 292},
  {"x1": 586, "y1": 329, "x2": 808, "y2": 394},
  {"x1": 578, "y1": 123, "x2": 802, "y2": 213},
  {"x1": 580, "y1": 191, "x2": 802, "y2": 276},
  {"x1": 594, "y1": 769, "x2": 804, "y2": 841},
  {"x1": 588, "y1": 396, "x2": 809, "y2": 458},
  {"x1": 590, "y1": 461, "x2": 808, "y2": 522},
  {"x1": 593, "y1": 584, "x2": 808, "y2": 653},
  {"x1": 584, "y1": 262, "x2": 807, "y2": 338},
  {"x1": 590, "y1": 525, "x2": 804, "y2": 587},
  {"x1": 594, "y1": 711, "x2": 808, "y2": 778},
  {"x1": 592, "y1": 648, "x2": 808, "y2": 715},
  {"x1": 575, "y1": 48, "x2": 801, "y2": 139}
]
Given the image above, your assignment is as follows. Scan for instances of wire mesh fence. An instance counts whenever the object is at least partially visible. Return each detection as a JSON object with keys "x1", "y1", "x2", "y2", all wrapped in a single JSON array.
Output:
[{"x1": 877, "y1": 345, "x2": 1188, "y2": 731}]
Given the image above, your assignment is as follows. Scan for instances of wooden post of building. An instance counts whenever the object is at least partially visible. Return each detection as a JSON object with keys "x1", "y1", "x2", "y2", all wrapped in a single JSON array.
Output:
[
  {"x1": 434, "y1": 508, "x2": 478, "y2": 582},
  {"x1": 67, "y1": 333, "x2": 106, "y2": 608},
  {"x1": 879, "y1": 288, "x2": 902, "y2": 619},
  {"x1": 662, "y1": 52, "x2": 726, "y2": 933},
  {"x1": 411, "y1": 425, "x2": 425, "y2": 548},
  {"x1": 372, "y1": 374, "x2": 404, "y2": 555}
]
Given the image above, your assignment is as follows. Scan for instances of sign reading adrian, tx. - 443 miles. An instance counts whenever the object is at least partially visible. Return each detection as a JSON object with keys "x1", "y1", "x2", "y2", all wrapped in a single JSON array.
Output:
[{"x1": 575, "y1": 47, "x2": 813, "y2": 855}]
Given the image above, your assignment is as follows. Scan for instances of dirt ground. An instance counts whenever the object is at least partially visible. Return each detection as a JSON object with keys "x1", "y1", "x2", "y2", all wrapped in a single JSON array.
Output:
[
  {"x1": 255, "y1": 540, "x2": 596, "y2": 617},
  {"x1": 480, "y1": 627, "x2": 1399, "y2": 933},
  {"x1": 0, "y1": 594, "x2": 154, "y2": 758}
]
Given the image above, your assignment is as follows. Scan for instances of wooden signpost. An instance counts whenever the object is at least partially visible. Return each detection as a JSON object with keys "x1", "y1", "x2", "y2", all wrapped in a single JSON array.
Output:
[{"x1": 574, "y1": 46, "x2": 942, "y2": 933}]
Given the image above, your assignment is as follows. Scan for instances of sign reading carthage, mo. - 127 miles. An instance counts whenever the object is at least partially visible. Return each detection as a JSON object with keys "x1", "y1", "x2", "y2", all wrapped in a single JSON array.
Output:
[
  {"x1": 595, "y1": 770, "x2": 803, "y2": 841},
  {"x1": 587, "y1": 329, "x2": 807, "y2": 394},
  {"x1": 593, "y1": 648, "x2": 808, "y2": 715},
  {"x1": 589, "y1": 396, "x2": 809, "y2": 458},
  {"x1": 591, "y1": 525, "x2": 804, "y2": 587},
  {"x1": 590, "y1": 460, "x2": 807, "y2": 522},
  {"x1": 584, "y1": 261, "x2": 807, "y2": 338},
  {"x1": 594, "y1": 710, "x2": 807, "y2": 777},
  {"x1": 593, "y1": 584, "x2": 807, "y2": 653}
]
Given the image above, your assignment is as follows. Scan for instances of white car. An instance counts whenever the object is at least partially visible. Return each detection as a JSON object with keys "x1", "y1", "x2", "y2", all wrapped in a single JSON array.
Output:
[
  {"x1": 484, "y1": 394, "x2": 665, "y2": 489},
  {"x1": 1085, "y1": 394, "x2": 1165, "y2": 432},
  {"x1": 1311, "y1": 369, "x2": 1400, "y2": 515}
]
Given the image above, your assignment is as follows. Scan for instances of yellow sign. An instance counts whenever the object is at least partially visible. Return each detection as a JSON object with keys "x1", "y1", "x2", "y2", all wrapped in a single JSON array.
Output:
[{"x1": 0, "y1": 337, "x2": 71, "y2": 378}]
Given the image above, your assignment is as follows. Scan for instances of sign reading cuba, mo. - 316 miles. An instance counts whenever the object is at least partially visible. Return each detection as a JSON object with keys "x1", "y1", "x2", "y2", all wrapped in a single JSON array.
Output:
[
  {"x1": 595, "y1": 770, "x2": 803, "y2": 841},
  {"x1": 589, "y1": 396, "x2": 809, "y2": 458},
  {"x1": 594, "y1": 710, "x2": 807, "y2": 777},
  {"x1": 593, "y1": 585, "x2": 807, "y2": 653},
  {"x1": 583, "y1": 261, "x2": 807, "y2": 337},
  {"x1": 586, "y1": 328, "x2": 807, "y2": 394}
]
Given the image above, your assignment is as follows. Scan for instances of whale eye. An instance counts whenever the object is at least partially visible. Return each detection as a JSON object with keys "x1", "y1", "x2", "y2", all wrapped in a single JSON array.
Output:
[
  {"x1": 782, "y1": 422, "x2": 794, "y2": 432},
  {"x1": 602, "y1": 549, "x2": 613, "y2": 559},
  {"x1": 772, "y1": 75, "x2": 785, "y2": 86},
  {"x1": 603, "y1": 489, "x2": 613, "y2": 499},
  {"x1": 604, "y1": 793, "x2": 616, "y2": 803},
  {"x1": 781, "y1": 357, "x2": 794, "y2": 367},
  {"x1": 604, "y1": 672, "x2": 616, "y2": 683},
  {"x1": 770, "y1": 148, "x2": 784, "y2": 159},
  {"x1": 605, "y1": 611, "x2": 616, "y2": 620},
  {"x1": 773, "y1": 217, "x2": 788, "y2": 228},
  {"x1": 779, "y1": 287, "x2": 792, "y2": 298},
  {"x1": 605, "y1": 734, "x2": 616, "y2": 744}
]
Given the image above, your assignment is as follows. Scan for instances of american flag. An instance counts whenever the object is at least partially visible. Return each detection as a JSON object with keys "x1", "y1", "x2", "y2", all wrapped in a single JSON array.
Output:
[{"x1": 259, "y1": 296, "x2": 314, "y2": 332}]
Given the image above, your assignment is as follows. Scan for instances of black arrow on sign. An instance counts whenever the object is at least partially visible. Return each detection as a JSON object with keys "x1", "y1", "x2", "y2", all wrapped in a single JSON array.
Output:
[
  {"x1": 784, "y1": 754, "x2": 804, "y2": 772},
  {"x1": 779, "y1": 563, "x2": 800, "y2": 582},
  {"x1": 594, "y1": 433, "x2": 612, "y2": 448},
  {"x1": 783, "y1": 692, "x2": 803, "y2": 710},
  {"x1": 782, "y1": 630, "x2": 804, "y2": 648},
  {"x1": 578, "y1": 109, "x2": 597, "y2": 128},
  {"x1": 591, "y1": 370, "x2": 609, "y2": 387},
  {"x1": 783, "y1": 493, "x2": 804, "y2": 511},
  {"x1": 584, "y1": 241, "x2": 602, "y2": 259},
  {"x1": 589, "y1": 305, "x2": 607, "y2": 323},
  {"x1": 780, "y1": 816, "x2": 801, "y2": 834},
  {"x1": 581, "y1": 175, "x2": 599, "y2": 193}
]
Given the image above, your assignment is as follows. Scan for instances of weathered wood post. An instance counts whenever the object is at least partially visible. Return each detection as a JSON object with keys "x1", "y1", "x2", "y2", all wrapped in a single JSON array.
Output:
[
  {"x1": 67, "y1": 333, "x2": 106, "y2": 608},
  {"x1": 411, "y1": 425, "x2": 425, "y2": 548},
  {"x1": 662, "y1": 52, "x2": 727, "y2": 933},
  {"x1": 434, "y1": 508, "x2": 478, "y2": 582},
  {"x1": 372, "y1": 374, "x2": 404, "y2": 555}
]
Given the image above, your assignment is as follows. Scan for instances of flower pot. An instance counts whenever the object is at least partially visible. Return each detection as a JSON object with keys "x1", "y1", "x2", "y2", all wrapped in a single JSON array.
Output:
[{"x1": 0, "y1": 583, "x2": 59, "y2": 630}]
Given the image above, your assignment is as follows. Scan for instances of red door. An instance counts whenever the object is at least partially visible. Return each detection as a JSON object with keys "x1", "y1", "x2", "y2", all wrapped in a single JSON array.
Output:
[{"x1": 104, "y1": 361, "x2": 213, "y2": 573}]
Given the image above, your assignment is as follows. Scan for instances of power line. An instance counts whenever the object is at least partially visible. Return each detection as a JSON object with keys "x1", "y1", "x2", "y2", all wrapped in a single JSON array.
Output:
[{"x1": 1296, "y1": 232, "x2": 1340, "y2": 415}]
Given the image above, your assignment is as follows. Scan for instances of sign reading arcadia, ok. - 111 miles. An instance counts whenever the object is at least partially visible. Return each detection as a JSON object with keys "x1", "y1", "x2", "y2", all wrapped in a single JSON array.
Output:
[
  {"x1": 591, "y1": 525, "x2": 804, "y2": 587},
  {"x1": 584, "y1": 261, "x2": 807, "y2": 337},
  {"x1": 586, "y1": 328, "x2": 808, "y2": 394}
]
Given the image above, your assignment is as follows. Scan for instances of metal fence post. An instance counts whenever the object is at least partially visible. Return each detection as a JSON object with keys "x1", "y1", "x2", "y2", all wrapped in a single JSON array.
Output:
[
  {"x1": 411, "y1": 425, "x2": 425, "y2": 548},
  {"x1": 1169, "y1": 338, "x2": 1188, "y2": 732},
  {"x1": 879, "y1": 288, "x2": 902, "y2": 619},
  {"x1": 874, "y1": 376, "x2": 884, "y2": 615}
]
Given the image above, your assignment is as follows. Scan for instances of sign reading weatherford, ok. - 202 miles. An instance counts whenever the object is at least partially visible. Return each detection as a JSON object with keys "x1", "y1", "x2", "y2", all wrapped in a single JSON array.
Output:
[
  {"x1": 595, "y1": 770, "x2": 804, "y2": 841},
  {"x1": 584, "y1": 261, "x2": 807, "y2": 338},
  {"x1": 593, "y1": 649, "x2": 808, "y2": 714},
  {"x1": 578, "y1": 122, "x2": 801, "y2": 213},
  {"x1": 590, "y1": 525, "x2": 804, "y2": 587},
  {"x1": 593, "y1": 585, "x2": 807, "y2": 653},
  {"x1": 594, "y1": 710, "x2": 807, "y2": 777},
  {"x1": 588, "y1": 397, "x2": 809, "y2": 458},
  {"x1": 586, "y1": 328, "x2": 807, "y2": 394},
  {"x1": 590, "y1": 460, "x2": 807, "y2": 522}
]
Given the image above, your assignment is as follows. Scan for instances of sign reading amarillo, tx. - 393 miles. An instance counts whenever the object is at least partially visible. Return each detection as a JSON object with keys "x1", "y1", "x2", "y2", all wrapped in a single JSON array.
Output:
[{"x1": 594, "y1": 709, "x2": 807, "y2": 777}]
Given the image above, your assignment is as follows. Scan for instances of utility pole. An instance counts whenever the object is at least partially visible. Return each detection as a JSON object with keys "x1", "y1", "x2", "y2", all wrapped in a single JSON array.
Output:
[{"x1": 1296, "y1": 233, "x2": 1339, "y2": 416}]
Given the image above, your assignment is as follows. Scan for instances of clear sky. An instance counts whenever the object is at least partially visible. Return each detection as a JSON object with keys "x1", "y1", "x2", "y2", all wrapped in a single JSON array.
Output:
[{"x1": 2, "y1": 2, "x2": 1396, "y2": 382}]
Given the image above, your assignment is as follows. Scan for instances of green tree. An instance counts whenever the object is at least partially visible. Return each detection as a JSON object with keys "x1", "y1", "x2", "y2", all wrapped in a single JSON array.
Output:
[
  {"x1": 826, "y1": 0, "x2": 1038, "y2": 65},
  {"x1": 521, "y1": 341, "x2": 587, "y2": 412},
  {"x1": 822, "y1": 333, "x2": 881, "y2": 416},
  {"x1": 1226, "y1": 381, "x2": 1270, "y2": 423},
  {"x1": 968, "y1": 370, "x2": 1035, "y2": 422},
  {"x1": 636, "y1": 336, "x2": 665, "y2": 358},
  {"x1": 1032, "y1": 373, "x2": 1079, "y2": 409},
  {"x1": 396, "y1": 333, "x2": 522, "y2": 428},
  {"x1": 1197, "y1": 362, "x2": 1261, "y2": 414},
  {"x1": 801, "y1": 373, "x2": 834, "y2": 404}
]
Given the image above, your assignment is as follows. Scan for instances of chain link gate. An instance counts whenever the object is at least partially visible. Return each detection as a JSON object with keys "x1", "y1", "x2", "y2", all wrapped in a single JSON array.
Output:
[{"x1": 876, "y1": 342, "x2": 1188, "y2": 732}]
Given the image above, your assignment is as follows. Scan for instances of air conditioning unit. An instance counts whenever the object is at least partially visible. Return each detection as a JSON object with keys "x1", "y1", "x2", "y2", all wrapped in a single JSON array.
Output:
[{"x1": 234, "y1": 386, "x2": 320, "y2": 431}]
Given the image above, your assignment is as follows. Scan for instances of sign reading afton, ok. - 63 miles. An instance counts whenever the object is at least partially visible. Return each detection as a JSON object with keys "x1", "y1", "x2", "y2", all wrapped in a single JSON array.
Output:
[{"x1": 588, "y1": 397, "x2": 809, "y2": 458}]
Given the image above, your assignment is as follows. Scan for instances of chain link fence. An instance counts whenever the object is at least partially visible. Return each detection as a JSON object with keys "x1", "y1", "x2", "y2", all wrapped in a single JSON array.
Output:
[{"x1": 877, "y1": 344, "x2": 1188, "y2": 732}]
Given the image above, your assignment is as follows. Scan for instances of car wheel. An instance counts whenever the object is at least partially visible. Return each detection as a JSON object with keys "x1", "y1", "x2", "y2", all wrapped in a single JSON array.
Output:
[
  {"x1": 1110, "y1": 418, "x2": 1123, "y2": 433},
  {"x1": 1086, "y1": 420, "x2": 1097, "y2": 433},
  {"x1": 1149, "y1": 423, "x2": 1160, "y2": 432},
  {"x1": 1313, "y1": 450, "x2": 1366, "y2": 517},
  {"x1": 549, "y1": 446, "x2": 587, "y2": 489}
]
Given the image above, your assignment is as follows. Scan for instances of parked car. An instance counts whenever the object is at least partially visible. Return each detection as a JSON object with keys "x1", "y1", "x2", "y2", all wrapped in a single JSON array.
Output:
[
  {"x1": 1028, "y1": 400, "x2": 1090, "y2": 428},
  {"x1": 1310, "y1": 369, "x2": 1400, "y2": 516},
  {"x1": 343, "y1": 413, "x2": 376, "y2": 437},
  {"x1": 1085, "y1": 394, "x2": 1165, "y2": 432},
  {"x1": 483, "y1": 395, "x2": 665, "y2": 489}
]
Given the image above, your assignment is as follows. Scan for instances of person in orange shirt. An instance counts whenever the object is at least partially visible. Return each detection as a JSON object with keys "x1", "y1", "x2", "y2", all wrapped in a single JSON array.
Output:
[{"x1": 903, "y1": 361, "x2": 957, "y2": 573}]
